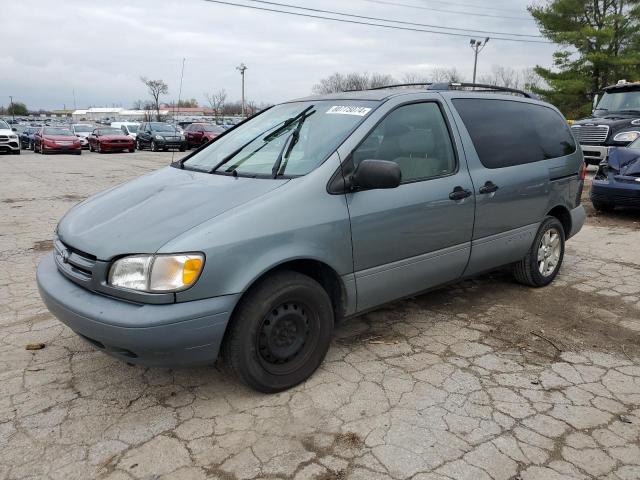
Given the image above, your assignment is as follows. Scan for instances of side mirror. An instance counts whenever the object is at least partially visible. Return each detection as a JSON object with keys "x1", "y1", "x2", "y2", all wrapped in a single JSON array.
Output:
[
  {"x1": 592, "y1": 94, "x2": 599, "y2": 112},
  {"x1": 351, "y1": 159, "x2": 401, "y2": 190}
]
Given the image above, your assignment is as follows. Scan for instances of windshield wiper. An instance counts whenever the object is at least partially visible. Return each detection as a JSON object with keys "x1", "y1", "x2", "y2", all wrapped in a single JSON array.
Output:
[
  {"x1": 208, "y1": 105, "x2": 315, "y2": 174},
  {"x1": 271, "y1": 109, "x2": 315, "y2": 178}
]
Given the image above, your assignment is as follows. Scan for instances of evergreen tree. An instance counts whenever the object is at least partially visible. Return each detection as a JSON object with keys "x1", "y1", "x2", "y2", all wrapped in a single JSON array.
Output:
[{"x1": 529, "y1": 0, "x2": 640, "y2": 118}]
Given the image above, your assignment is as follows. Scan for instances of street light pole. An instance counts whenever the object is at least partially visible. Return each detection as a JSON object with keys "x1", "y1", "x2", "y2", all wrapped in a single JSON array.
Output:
[
  {"x1": 469, "y1": 37, "x2": 490, "y2": 84},
  {"x1": 9, "y1": 95, "x2": 15, "y2": 122},
  {"x1": 236, "y1": 63, "x2": 247, "y2": 118}
]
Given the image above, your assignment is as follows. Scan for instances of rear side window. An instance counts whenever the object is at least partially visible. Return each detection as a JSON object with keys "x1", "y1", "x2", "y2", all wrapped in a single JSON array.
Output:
[{"x1": 452, "y1": 98, "x2": 576, "y2": 169}]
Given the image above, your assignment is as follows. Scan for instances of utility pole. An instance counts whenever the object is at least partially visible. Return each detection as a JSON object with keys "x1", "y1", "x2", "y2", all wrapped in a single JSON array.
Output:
[
  {"x1": 469, "y1": 37, "x2": 490, "y2": 84},
  {"x1": 9, "y1": 96, "x2": 15, "y2": 122},
  {"x1": 236, "y1": 63, "x2": 247, "y2": 118}
]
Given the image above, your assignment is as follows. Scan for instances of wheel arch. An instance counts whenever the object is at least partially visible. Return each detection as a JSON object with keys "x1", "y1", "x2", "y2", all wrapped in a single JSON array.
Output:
[{"x1": 546, "y1": 204, "x2": 571, "y2": 238}]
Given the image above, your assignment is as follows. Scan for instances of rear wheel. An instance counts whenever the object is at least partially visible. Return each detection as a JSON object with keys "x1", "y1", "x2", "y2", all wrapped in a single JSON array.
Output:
[
  {"x1": 222, "y1": 271, "x2": 334, "y2": 393},
  {"x1": 592, "y1": 200, "x2": 614, "y2": 212},
  {"x1": 513, "y1": 216, "x2": 565, "y2": 287}
]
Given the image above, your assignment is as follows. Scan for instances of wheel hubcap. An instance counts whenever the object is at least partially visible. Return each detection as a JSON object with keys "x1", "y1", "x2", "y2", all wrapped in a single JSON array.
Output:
[
  {"x1": 258, "y1": 303, "x2": 309, "y2": 365},
  {"x1": 537, "y1": 227, "x2": 561, "y2": 277}
]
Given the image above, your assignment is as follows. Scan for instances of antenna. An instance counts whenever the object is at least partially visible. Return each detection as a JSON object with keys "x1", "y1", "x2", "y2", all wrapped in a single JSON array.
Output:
[{"x1": 172, "y1": 57, "x2": 186, "y2": 164}]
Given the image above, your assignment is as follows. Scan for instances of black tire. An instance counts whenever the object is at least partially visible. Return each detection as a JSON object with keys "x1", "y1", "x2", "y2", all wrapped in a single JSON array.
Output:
[
  {"x1": 13, "y1": 149, "x2": 20, "y2": 155},
  {"x1": 222, "y1": 271, "x2": 334, "y2": 393},
  {"x1": 29, "y1": 141, "x2": 34, "y2": 151},
  {"x1": 96, "y1": 143, "x2": 102, "y2": 154},
  {"x1": 89, "y1": 143, "x2": 94, "y2": 152},
  {"x1": 151, "y1": 140, "x2": 159, "y2": 152},
  {"x1": 75, "y1": 150, "x2": 81, "y2": 155},
  {"x1": 179, "y1": 146, "x2": 186, "y2": 152},
  {"x1": 129, "y1": 148, "x2": 135, "y2": 153},
  {"x1": 513, "y1": 216, "x2": 565, "y2": 287},
  {"x1": 136, "y1": 139, "x2": 143, "y2": 151},
  {"x1": 592, "y1": 200, "x2": 614, "y2": 212}
]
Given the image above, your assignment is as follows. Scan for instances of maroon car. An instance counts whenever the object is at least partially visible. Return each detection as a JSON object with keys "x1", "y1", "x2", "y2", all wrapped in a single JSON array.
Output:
[
  {"x1": 184, "y1": 123, "x2": 225, "y2": 149},
  {"x1": 33, "y1": 127, "x2": 82, "y2": 155},
  {"x1": 88, "y1": 128, "x2": 136, "y2": 153}
]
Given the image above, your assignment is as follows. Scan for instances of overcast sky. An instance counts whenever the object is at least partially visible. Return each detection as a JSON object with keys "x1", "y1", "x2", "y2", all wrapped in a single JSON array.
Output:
[{"x1": 1, "y1": 0, "x2": 555, "y2": 110}]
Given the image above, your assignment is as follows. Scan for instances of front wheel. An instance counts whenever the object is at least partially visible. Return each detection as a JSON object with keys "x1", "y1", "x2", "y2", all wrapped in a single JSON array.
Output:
[
  {"x1": 151, "y1": 140, "x2": 159, "y2": 152},
  {"x1": 136, "y1": 139, "x2": 143, "y2": 151},
  {"x1": 513, "y1": 216, "x2": 565, "y2": 287},
  {"x1": 222, "y1": 271, "x2": 334, "y2": 393}
]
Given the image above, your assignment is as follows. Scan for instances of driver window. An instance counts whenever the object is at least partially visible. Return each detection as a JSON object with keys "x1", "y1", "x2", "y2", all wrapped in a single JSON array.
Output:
[{"x1": 352, "y1": 102, "x2": 456, "y2": 182}]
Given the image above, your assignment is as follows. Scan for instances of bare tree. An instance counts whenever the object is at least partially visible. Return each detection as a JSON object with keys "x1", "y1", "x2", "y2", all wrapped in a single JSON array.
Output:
[
  {"x1": 430, "y1": 67, "x2": 464, "y2": 83},
  {"x1": 140, "y1": 77, "x2": 169, "y2": 121},
  {"x1": 312, "y1": 72, "x2": 397, "y2": 94},
  {"x1": 205, "y1": 89, "x2": 227, "y2": 121},
  {"x1": 477, "y1": 66, "x2": 544, "y2": 92},
  {"x1": 402, "y1": 72, "x2": 430, "y2": 84}
]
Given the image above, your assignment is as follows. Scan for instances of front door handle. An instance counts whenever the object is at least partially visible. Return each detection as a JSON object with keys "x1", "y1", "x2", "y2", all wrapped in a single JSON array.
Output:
[
  {"x1": 449, "y1": 186, "x2": 472, "y2": 201},
  {"x1": 479, "y1": 181, "x2": 499, "y2": 194}
]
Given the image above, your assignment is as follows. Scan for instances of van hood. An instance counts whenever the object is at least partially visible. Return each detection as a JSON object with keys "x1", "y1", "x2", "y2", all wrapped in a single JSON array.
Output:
[{"x1": 57, "y1": 166, "x2": 288, "y2": 260}]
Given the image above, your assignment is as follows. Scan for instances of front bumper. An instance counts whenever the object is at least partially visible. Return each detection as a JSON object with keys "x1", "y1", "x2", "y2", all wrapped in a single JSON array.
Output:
[
  {"x1": 591, "y1": 181, "x2": 640, "y2": 208},
  {"x1": 580, "y1": 144, "x2": 609, "y2": 164},
  {"x1": 156, "y1": 138, "x2": 186, "y2": 149},
  {"x1": 37, "y1": 253, "x2": 238, "y2": 366},
  {"x1": 101, "y1": 142, "x2": 135, "y2": 151},
  {"x1": 0, "y1": 140, "x2": 20, "y2": 152},
  {"x1": 43, "y1": 144, "x2": 81, "y2": 153}
]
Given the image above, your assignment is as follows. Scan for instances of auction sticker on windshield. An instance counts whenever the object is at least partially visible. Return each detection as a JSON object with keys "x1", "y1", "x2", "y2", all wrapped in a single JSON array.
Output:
[{"x1": 326, "y1": 106, "x2": 372, "y2": 116}]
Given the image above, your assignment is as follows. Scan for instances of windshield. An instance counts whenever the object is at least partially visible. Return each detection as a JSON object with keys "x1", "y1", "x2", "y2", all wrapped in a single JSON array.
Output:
[
  {"x1": 98, "y1": 128, "x2": 122, "y2": 135},
  {"x1": 183, "y1": 100, "x2": 377, "y2": 176},
  {"x1": 150, "y1": 123, "x2": 177, "y2": 132},
  {"x1": 595, "y1": 90, "x2": 640, "y2": 113},
  {"x1": 73, "y1": 124, "x2": 93, "y2": 132},
  {"x1": 125, "y1": 125, "x2": 138, "y2": 133},
  {"x1": 43, "y1": 128, "x2": 74, "y2": 136},
  {"x1": 0, "y1": 120, "x2": 9, "y2": 130}
]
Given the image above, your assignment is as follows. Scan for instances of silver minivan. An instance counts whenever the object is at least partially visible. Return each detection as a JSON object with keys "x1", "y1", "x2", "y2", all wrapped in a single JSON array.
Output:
[{"x1": 37, "y1": 84, "x2": 586, "y2": 392}]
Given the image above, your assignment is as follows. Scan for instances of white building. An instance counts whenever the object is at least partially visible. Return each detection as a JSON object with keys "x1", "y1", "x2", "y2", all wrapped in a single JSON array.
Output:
[{"x1": 71, "y1": 107, "x2": 170, "y2": 122}]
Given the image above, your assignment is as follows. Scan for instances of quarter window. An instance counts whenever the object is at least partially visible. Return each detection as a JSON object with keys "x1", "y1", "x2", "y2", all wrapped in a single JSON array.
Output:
[
  {"x1": 452, "y1": 98, "x2": 576, "y2": 169},
  {"x1": 351, "y1": 102, "x2": 457, "y2": 182}
]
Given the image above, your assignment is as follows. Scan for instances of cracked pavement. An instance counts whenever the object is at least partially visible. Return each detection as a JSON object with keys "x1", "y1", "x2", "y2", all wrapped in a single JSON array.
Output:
[{"x1": 1, "y1": 151, "x2": 639, "y2": 480}]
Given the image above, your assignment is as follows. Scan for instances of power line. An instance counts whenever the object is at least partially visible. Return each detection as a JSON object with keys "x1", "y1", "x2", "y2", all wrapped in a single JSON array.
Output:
[
  {"x1": 245, "y1": 0, "x2": 542, "y2": 38},
  {"x1": 360, "y1": 0, "x2": 533, "y2": 21},
  {"x1": 201, "y1": 0, "x2": 551, "y2": 44},
  {"x1": 413, "y1": 0, "x2": 525, "y2": 14}
]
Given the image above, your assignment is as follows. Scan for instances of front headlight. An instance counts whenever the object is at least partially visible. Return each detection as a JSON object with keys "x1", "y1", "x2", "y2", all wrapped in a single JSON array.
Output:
[
  {"x1": 631, "y1": 119, "x2": 640, "y2": 126},
  {"x1": 613, "y1": 131, "x2": 640, "y2": 143},
  {"x1": 180, "y1": 135, "x2": 185, "y2": 140},
  {"x1": 108, "y1": 253, "x2": 204, "y2": 292},
  {"x1": 154, "y1": 134, "x2": 164, "y2": 140}
]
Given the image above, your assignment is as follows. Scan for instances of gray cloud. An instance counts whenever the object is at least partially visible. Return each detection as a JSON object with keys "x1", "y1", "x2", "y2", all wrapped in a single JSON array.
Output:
[{"x1": 1, "y1": 0, "x2": 554, "y2": 109}]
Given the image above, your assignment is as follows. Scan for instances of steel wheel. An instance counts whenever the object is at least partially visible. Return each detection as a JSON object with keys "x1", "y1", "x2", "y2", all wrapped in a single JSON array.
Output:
[
  {"x1": 256, "y1": 302, "x2": 314, "y2": 375},
  {"x1": 537, "y1": 227, "x2": 561, "y2": 277}
]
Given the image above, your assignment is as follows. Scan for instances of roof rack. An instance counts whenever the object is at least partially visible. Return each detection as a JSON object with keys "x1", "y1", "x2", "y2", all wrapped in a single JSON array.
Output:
[{"x1": 346, "y1": 82, "x2": 535, "y2": 98}]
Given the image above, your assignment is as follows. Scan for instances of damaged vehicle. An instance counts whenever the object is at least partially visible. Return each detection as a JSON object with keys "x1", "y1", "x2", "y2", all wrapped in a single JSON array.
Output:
[{"x1": 591, "y1": 136, "x2": 640, "y2": 211}]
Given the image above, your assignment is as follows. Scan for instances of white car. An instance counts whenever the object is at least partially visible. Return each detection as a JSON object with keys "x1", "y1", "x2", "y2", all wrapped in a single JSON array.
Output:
[
  {"x1": 72, "y1": 124, "x2": 94, "y2": 149},
  {"x1": 111, "y1": 122, "x2": 140, "y2": 139},
  {"x1": 0, "y1": 119, "x2": 20, "y2": 155}
]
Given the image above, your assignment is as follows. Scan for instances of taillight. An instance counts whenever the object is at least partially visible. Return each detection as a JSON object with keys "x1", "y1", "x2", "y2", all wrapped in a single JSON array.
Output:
[{"x1": 580, "y1": 162, "x2": 586, "y2": 180}]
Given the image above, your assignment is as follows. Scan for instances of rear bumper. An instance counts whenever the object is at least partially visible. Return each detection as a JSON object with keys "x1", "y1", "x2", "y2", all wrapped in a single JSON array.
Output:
[
  {"x1": 568, "y1": 205, "x2": 586, "y2": 239},
  {"x1": 591, "y1": 182, "x2": 640, "y2": 207},
  {"x1": 37, "y1": 253, "x2": 239, "y2": 366}
]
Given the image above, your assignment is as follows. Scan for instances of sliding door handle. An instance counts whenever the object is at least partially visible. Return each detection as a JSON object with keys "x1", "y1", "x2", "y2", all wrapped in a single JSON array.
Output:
[
  {"x1": 449, "y1": 186, "x2": 472, "y2": 201},
  {"x1": 479, "y1": 181, "x2": 499, "y2": 194}
]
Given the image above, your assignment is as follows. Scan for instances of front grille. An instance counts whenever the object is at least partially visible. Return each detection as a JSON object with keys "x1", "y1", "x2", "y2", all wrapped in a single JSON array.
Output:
[
  {"x1": 0, "y1": 135, "x2": 9, "y2": 142},
  {"x1": 571, "y1": 125, "x2": 610, "y2": 144},
  {"x1": 54, "y1": 238, "x2": 96, "y2": 287}
]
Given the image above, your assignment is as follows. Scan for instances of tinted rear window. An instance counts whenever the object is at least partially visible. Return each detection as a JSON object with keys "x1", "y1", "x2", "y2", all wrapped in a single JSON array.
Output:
[{"x1": 452, "y1": 98, "x2": 576, "y2": 169}]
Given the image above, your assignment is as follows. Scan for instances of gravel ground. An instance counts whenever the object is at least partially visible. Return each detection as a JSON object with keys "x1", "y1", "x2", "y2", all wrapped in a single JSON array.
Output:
[{"x1": 1, "y1": 150, "x2": 639, "y2": 480}]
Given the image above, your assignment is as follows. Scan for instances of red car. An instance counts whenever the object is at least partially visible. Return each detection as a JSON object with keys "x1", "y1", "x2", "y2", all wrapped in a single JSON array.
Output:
[
  {"x1": 184, "y1": 123, "x2": 225, "y2": 149},
  {"x1": 88, "y1": 127, "x2": 136, "y2": 153},
  {"x1": 33, "y1": 127, "x2": 82, "y2": 155}
]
